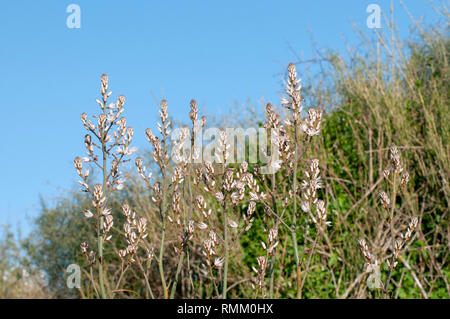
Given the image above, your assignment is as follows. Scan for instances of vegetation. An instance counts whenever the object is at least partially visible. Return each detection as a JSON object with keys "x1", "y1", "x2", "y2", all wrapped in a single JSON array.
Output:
[{"x1": 1, "y1": 6, "x2": 448, "y2": 299}]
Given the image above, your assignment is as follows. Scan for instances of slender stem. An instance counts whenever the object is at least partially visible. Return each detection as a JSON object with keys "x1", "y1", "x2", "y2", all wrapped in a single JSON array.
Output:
[
  {"x1": 254, "y1": 287, "x2": 260, "y2": 299},
  {"x1": 208, "y1": 259, "x2": 220, "y2": 297},
  {"x1": 89, "y1": 266, "x2": 100, "y2": 298},
  {"x1": 300, "y1": 232, "x2": 319, "y2": 298},
  {"x1": 97, "y1": 234, "x2": 106, "y2": 298},
  {"x1": 97, "y1": 112, "x2": 108, "y2": 299},
  {"x1": 186, "y1": 251, "x2": 195, "y2": 296},
  {"x1": 188, "y1": 130, "x2": 195, "y2": 219},
  {"x1": 158, "y1": 223, "x2": 168, "y2": 299},
  {"x1": 291, "y1": 123, "x2": 301, "y2": 299},
  {"x1": 172, "y1": 128, "x2": 195, "y2": 299},
  {"x1": 383, "y1": 174, "x2": 397, "y2": 298},
  {"x1": 136, "y1": 256, "x2": 155, "y2": 299},
  {"x1": 158, "y1": 144, "x2": 169, "y2": 298},
  {"x1": 222, "y1": 200, "x2": 229, "y2": 299},
  {"x1": 114, "y1": 262, "x2": 129, "y2": 295},
  {"x1": 268, "y1": 172, "x2": 278, "y2": 298},
  {"x1": 170, "y1": 252, "x2": 185, "y2": 299},
  {"x1": 268, "y1": 254, "x2": 276, "y2": 298}
]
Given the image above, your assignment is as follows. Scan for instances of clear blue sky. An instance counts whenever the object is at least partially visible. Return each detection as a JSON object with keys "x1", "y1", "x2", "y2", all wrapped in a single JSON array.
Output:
[{"x1": 0, "y1": 1, "x2": 441, "y2": 234}]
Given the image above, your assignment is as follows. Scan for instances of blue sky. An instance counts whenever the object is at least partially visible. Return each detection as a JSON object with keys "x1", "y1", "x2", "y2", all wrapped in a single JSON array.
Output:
[{"x1": 0, "y1": 0, "x2": 442, "y2": 234}]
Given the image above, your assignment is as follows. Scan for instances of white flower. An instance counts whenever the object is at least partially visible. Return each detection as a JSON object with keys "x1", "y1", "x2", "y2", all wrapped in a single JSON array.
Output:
[
  {"x1": 117, "y1": 146, "x2": 137, "y2": 156},
  {"x1": 229, "y1": 221, "x2": 238, "y2": 228},
  {"x1": 271, "y1": 160, "x2": 282, "y2": 171},
  {"x1": 102, "y1": 208, "x2": 112, "y2": 216},
  {"x1": 300, "y1": 201, "x2": 310, "y2": 213},
  {"x1": 84, "y1": 210, "x2": 94, "y2": 218},
  {"x1": 215, "y1": 192, "x2": 224, "y2": 202},
  {"x1": 198, "y1": 222, "x2": 208, "y2": 230},
  {"x1": 214, "y1": 257, "x2": 224, "y2": 268},
  {"x1": 115, "y1": 178, "x2": 125, "y2": 190},
  {"x1": 78, "y1": 180, "x2": 89, "y2": 190}
]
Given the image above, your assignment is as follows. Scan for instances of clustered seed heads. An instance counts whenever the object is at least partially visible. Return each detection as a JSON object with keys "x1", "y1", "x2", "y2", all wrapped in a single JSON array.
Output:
[
  {"x1": 243, "y1": 201, "x2": 256, "y2": 232},
  {"x1": 387, "y1": 216, "x2": 419, "y2": 269},
  {"x1": 188, "y1": 120, "x2": 266, "y2": 289},
  {"x1": 92, "y1": 184, "x2": 105, "y2": 209},
  {"x1": 196, "y1": 160, "x2": 257, "y2": 272},
  {"x1": 402, "y1": 216, "x2": 419, "y2": 242},
  {"x1": 400, "y1": 171, "x2": 409, "y2": 188},
  {"x1": 197, "y1": 193, "x2": 223, "y2": 270},
  {"x1": 202, "y1": 230, "x2": 221, "y2": 269},
  {"x1": 118, "y1": 202, "x2": 149, "y2": 263},
  {"x1": 264, "y1": 103, "x2": 281, "y2": 130},
  {"x1": 301, "y1": 108, "x2": 323, "y2": 137},
  {"x1": 361, "y1": 144, "x2": 419, "y2": 289},
  {"x1": 143, "y1": 100, "x2": 170, "y2": 172},
  {"x1": 80, "y1": 242, "x2": 96, "y2": 266},
  {"x1": 282, "y1": 63, "x2": 303, "y2": 122},
  {"x1": 384, "y1": 144, "x2": 410, "y2": 190},
  {"x1": 145, "y1": 128, "x2": 164, "y2": 168},
  {"x1": 390, "y1": 144, "x2": 403, "y2": 174},
  {"x1": 171, "y1": 201, "x2": 196, "y2": 255},
  {"x1": 243, "y1": 63, "x2": 328, "y2": 295},
  {"x1": 76, "y1": 74, "x2": 136, "y2": 259},
  {"x1": 300, "y1": 159, "x2": 323, "y2": 215},
  {"x1": 172, "y1": 126, "x2": 190, "y2": 165},
  {"x1": 358, "y1": 238, "x2": 378, "y2": 266},
  {"x1": 264, "y1": 103, "x2": 291, "y2": 170},
  {"x1": 261, "y1": 226, "x2": 279, "y2": 256},
  {"x1": 252, "y1": 256, "x2": 268, "y2": 291},
  {"x1": 135, "y1": 157, "x2": 152, "y2": 186},
  {"x1": 75, "y1": 65, "x2": 335, "y2": 299},
  {"x1": 167, "y1": 100, "x2": 207, "y2": 255},
  {"x1": 282, "y1": 63, "x2": 323, "y2": 140},
  {"x1": 247, "y1": 171, "x2": 267, "y2": 203},
  {"x1": 198, "y1": 160, "x2": 255, "y2": 227},
  {"x1": 102, "y1": 208, "x2": 114, "y2": 241},
  {"x1": 187, "y1": 99, "x2": 205, "y2": 164},
  {"x1": 314, "y1": 200, "x2": 330, "y2": 228},
  {"x1": 280, "y1": 63, "x2": 325, "y2": 176},
  {"x1": 378, "y1": 190, "x2": 391, "y2": 211},
  {"x1": 216, "y1": 129, "x2": 230, "y2": 164}
]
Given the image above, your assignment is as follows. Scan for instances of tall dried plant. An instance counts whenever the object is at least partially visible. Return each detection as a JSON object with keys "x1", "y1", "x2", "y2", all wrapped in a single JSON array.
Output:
[
  {"x1": 359, "y1": 144, "x2": 419, "y2": 298},
  {"x1": 75, "y1": 74, "x2": 136, "y2": 298}
]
